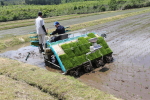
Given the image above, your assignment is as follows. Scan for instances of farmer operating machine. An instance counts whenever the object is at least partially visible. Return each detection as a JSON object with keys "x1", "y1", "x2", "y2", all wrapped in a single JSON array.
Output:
[{"x1": 29, "y1": 29, "x2": 113, "y2": 77}]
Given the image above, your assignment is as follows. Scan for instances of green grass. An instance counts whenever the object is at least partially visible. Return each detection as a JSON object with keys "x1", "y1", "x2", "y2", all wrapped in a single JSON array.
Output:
[
  {"x1": 0, "y1": 75, "x2": 55, "y2": 100},
  {"x1": 0, "y1": 34, "x2": 30, "y2": 50},
  {"x1": 0, "y1": 57, "x2": 121, "y2": 100},
  {"x1": 0, "y1": 11, "x2": 112, "y2": 30}
]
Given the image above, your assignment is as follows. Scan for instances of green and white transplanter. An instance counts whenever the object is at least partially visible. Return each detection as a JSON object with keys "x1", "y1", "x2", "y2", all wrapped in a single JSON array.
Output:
[{"x1": 30, "y1": 32, "x2": 113, "y2": 77}]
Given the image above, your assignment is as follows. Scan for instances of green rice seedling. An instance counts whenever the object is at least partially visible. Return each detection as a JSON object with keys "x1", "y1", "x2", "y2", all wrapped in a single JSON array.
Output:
[
  {"x1": 69, "y1": 42, "x2": 77, "y2": 48},
  {"x1": 132, "y1": 75, "x2": 135, "y2": 77},
  {"x1": 126, "y1": 85, "x2": 129, "y2": 87},
  {"x1": 76, "y1": 55, "x2": 87, "y2": 65},
  {"x1": 73, "y1": 47, "x2": 82, "y2": 56},
  {"x1": 59, "y1": 54, "x2": 69, "y2": 60},
  {"x1": 81, "y1": 54, "x2": 88, "y2": 63},
  {"x1": 87, "y1": 52, "x2": 97, "y2": 60},
  {"x1": 0, "y1": 43, "x2": 7, "y2": 49},
  {"x1": 69, "y1": 42, "x2": 82, "y2": 56},
  {"x1": 61, "y1": 42, "x2": 76, "y2": 57},
  {"x1": 97, "y1": 37, "x2": 104, "y2": 44},
  {"x1": 85, "y1": 37, "x2": 91, "y2": 41},
  {"x1": 77, "y1": 40, "x2": 87, "y2": 54},
  {"x1": 95, "y1": 50, "x2": 103, "y2": 58},
  {"x1": 62, "y1": 60, "x2": 73, "y2": 70},
  {"x1": 97, "y1": 37, "x2": 109, "y2": 49},
  {"x1": 78, "y1": 37, "x2": 90, "y2": 49},
  {"x1": 84, "y1": 43, "x2": 91, "y2": 50},
  {"x1": 78, "y1": 37, "x2": 88, "y2": 43},
  {"x1": 79, "y1": 45, "x2": 88, "y2": 54},
  {"x1": 61, "y1": 43, "x2": 71, "y2": 50},
  {"x1": 106, "y1": 83, "x2": 109, "y2": 86},
  {"x1": 71, "y1": 57, "x2": 81, "y2": 67},
  {"x1": 85, "y1": 37, "x2": 92, "y2": 46},
  {"x1": 63, "y1": 49, "x2": 75, "y2": 57},
  {"x1": 100, "y1": 47, "x2": 107, "y2": 56},
  {"x1": 87, "y1": 33, "x2": 96, "y2": 38},
  {"x1": 106, "y1": 48, "x2": 113, "y2": 54},
  {"x1": 31, "y1": 42, "x2": 39, "y2": 47}
]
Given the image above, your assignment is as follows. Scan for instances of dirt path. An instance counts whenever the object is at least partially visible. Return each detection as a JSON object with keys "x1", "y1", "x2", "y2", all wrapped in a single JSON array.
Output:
[
  {"x1": 0, "y1": 7, "x2": 148, "y2": 38},
  {"x1": 78, "y1": 11, "x2": 150, "y2": 100},
  {"x1": 0, "y1": 8, "x2": 150, "y2": 100}
]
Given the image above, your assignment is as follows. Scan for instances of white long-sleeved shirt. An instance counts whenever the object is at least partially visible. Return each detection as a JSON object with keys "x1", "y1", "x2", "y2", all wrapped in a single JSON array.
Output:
[{"x1": 35, "y1": 16, "x2": 45, "y2": 35}]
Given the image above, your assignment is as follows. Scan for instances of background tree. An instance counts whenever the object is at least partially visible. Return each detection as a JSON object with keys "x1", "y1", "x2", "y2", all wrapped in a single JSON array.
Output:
[{"x1": 109, "y1": 0, "x2": 117, "y2": 10}]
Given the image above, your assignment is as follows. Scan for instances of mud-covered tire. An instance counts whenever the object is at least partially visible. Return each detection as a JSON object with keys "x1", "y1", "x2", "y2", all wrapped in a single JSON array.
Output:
[
  {"x1": 45, "y1": 61, "x2": 49, "y2": 66},
  {"x1": 83, "y1": 64, "x2": 92, "y2": 73},
  {"x1": 105, "y1": 55, "x2": 113, "y2": 63},
  {"x1": 44, "y1": 57, "x2": 49, "y2": 66},
  {"x1": 70, "y1": 71, "x2": 79, "y2": 77},
  {"x1": 94, "y1": 59, "x2": 105, "y2": 68},
  {"x1": 99, "y1": 59, "x2": 105, "y2": 66}
]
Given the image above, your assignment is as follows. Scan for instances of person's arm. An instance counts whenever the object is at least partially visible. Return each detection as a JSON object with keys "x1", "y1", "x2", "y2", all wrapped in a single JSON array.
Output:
[
  {"x1": 41, "y1": 19, "x2": 47, "y2": 35},
  {"x1": 42, "y1": 25, "x2": 47, "y2": 35},
  {"x1": 51, "y1": 29, "x2": 58, "y2": 35}
]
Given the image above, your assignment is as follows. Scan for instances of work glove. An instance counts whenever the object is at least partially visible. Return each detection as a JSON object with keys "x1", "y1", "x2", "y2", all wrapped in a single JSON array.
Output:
[{"x1": 49, "y1": 32, "x2": 53, "y2": 36}]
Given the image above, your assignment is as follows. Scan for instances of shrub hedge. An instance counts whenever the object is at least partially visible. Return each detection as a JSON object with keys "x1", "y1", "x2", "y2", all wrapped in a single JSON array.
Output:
[{"x1": 1, "y1": 0, "x2": 150, "y2": 22}]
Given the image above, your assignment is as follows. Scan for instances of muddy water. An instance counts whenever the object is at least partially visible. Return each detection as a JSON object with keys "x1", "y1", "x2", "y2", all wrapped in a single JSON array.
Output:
[
  {"x1": 0, "y1": 43, "x2": 63, "y2": 73},
  {"x1": 78, "y1": 12, "x2": 150, "y2": 100},
  {"x1": 0, "y1": 45, "x2": 46, "y2": 69}
]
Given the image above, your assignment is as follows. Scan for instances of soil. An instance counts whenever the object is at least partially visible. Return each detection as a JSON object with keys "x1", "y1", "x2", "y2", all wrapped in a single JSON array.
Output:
[
  {"x1": 0, "y1": 8, "x2": 150, "y2": 100},
  {"x1": 78, "y1": 11, "x2": 150, "y2": 100}
]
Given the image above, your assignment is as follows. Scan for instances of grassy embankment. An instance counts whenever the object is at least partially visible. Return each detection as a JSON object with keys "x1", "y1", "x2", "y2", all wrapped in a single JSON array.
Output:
[
  {"x1": 1, "y1": 7, "x2": 150, "y2": 51},
  {"x1": 0, "y1": 57, "x2": 121, "y2": 100},
  {"x1": 0, "y1": 11, "x2": 113, "y2": 31},
  {"x1": 0, "y1": 75, "x2": 55, "y2": 100}
]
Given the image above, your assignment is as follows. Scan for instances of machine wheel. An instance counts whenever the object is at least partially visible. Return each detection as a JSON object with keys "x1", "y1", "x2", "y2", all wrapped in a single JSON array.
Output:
[
  {"x1": 94, "y1": 59, "x2": 105, "y2": 68},
  {"x1": 70, "y1": 70, "x2": 79, "y2": 77},
  {"x1": 44, "y1": 58, "x2": 49, "y2": 66},
  {"x1": 83, "y1": 63, "x2": 92, "y2": 73},
  {"x1": 99, "y1": 59, "x2": 105, "y2": 66},
  {"x1": 105, "y1": 55, "x2": 113, "y2": 63}
]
